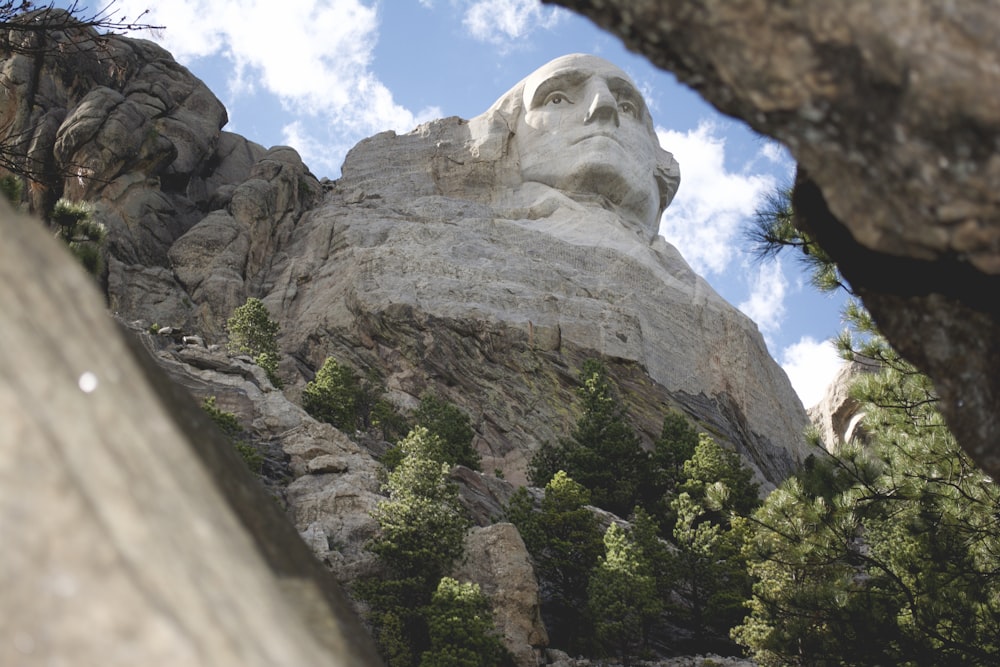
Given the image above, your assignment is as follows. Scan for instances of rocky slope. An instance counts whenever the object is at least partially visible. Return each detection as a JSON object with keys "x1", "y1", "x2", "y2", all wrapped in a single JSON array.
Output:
[{"x1": 1, "y1": 16, "x2": 812, "y2": 664}]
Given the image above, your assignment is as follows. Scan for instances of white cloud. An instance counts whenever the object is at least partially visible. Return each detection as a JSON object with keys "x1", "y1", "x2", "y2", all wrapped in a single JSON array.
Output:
[
  {"x1": 117, "y1": 0, "x2": 425, "y2": 175},
  {"x1": 656, "y1": 120, "x2": 775, "y2": 276},
  {"x1": 738, "y1": 260, "x2": 787, "y2": 336},
  {"x1": 759, "y1": 140, "x2": 790, "y2": 164},
  {"x1": 462, "y1": 0, "x2": 564, "y2": 45},
  {"x1": 780, "y1": 336, "x2": 844, "y2": 409}
]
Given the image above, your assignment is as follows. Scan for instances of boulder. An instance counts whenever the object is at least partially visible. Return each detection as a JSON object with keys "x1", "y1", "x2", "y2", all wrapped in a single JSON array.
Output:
[{"x1": 453, "y1": 524, "x2": 549, "y2": 667}]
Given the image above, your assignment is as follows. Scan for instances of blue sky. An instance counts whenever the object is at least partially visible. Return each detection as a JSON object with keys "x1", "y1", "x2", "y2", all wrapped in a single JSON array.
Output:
[{"x1": 110, "y1": 0, "x2": 845, "y2": 407}]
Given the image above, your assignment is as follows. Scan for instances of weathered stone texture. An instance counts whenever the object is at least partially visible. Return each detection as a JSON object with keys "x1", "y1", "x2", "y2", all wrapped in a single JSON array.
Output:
[
  {"x1": 453, "y1": 524, "x2": 549, "y2": 667},
  {"x1": 545, "y1": 0, "x2": 1000, "y2": 478},
  {"x1": 808, "y1": 359, "x2": 880, "y2": 452},
  {"x1": 0, "y1": 17, "x2": 833, "y2": 666}
]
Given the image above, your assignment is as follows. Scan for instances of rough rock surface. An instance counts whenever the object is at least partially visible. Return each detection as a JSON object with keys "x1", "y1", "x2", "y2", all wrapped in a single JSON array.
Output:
[
  {"x1": 0, "y1": 16, "x2": 809, "y2": 488},
  {"x1": 1, "y1": 17, "x2": 821, "y2": 665},
  {"x1": 0, "y1": 15, "x2": 321, "y2": 339},
  {"x1": 808, "y1": 359, "x2": 880, "y2": 451},
  {"x1": 137, "y1": 329, "x2": 385, "y2": 587},
  {"x1": 453, "y1": 524, "x2": 549, "y2": 667},
  {"x1": 545, "y1": 0, "x2": 1000, "y2": 479},
  {"x1": 0, "y1": 201, "x2": 381, "y2": 666},
  {"x1": 267, "y1": 115, "x2": 809, "y2": 485}
]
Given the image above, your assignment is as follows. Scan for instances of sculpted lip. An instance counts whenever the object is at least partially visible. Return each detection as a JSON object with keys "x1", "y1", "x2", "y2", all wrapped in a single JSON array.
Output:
[{"x1": 570, "y1": 132, "x2": 624, "y2": 147}]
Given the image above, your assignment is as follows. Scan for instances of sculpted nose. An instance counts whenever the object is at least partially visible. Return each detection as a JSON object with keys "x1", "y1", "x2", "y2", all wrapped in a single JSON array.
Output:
[{"x1": 584, "y1": 85, "x2": 620, "y2": 127}]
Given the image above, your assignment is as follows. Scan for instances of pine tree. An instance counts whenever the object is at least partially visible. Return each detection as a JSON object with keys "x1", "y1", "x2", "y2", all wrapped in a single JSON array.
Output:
[
  {"x1": 629, "y1": 507, "x2": 675, "y2": 610},
  {"x1": 362, "y1": 426, "x2": 471, "y2": 665},
  {"x1": 735, "y1": 184, "x2": 1000, "y2": 666},
  {"x1": 588, "y1": 523, "x2": 662, "y2": 666},
  {"x1": 509, "y1": 470, "x2": 604, "y2": 653},
  {"x1": 225, "y1": 297, "x2": 282, "y2": 388},
  {"x1": 670, "y1": 491, "x2": 751, "y2": 645},
  {"x1": 50, "y1": 198, "x2": 106, "y2": 276},
  {"x1": 679, "y1": 433, "x2": 760, "y2": 525},
  {"x1": 412, "y1": 394, "x2": 480, "y2": 470},
  {"x1": 369, "y1": 426, "x2": 469, "y2": 588},
  {"x1": 302, "y1": 356, "x2": 361, "y2": 430},
  {"x1": 639, "y1": 409, "x2": 700, "y2": 528},
  {"x1": 529, "y1": 360, "x2": 645, "y2": 516},
  {"x1": 420, "y1": 578, "x2": 505, "y2": 667}
]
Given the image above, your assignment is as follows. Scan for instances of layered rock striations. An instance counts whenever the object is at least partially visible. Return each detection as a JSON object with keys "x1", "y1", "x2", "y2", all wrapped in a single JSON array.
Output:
[
  {"x1": 269, "y1": 112, "x2": 809, "y2": 484},
  {"x1": 545, "y1": 0, "x2": 1000, "y2": 480}
]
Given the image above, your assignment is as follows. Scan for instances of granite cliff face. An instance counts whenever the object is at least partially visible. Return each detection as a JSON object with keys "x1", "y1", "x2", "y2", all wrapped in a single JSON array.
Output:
[
  {"x1": 268, "y1": 116, "x2": 809, "y2": 484},
  {"x1": 1, "y1": 19, "x2": 809, "y2": 664},
  {"x1": 546, "y1": 0, "x2": 1000, "y2": 480}
]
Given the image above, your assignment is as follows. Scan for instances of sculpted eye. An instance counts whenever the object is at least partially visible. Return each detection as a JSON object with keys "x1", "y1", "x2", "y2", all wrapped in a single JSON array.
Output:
[
  {"x1": 544, "y1": 91, "x2": 572, "y2": 106},
  {"x1": 618, "y1": 99, "x2": 637, "y2": 116}
]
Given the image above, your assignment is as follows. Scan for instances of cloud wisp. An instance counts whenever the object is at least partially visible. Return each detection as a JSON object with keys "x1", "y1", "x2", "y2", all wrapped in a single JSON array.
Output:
[
  {"x1": 656, "y1": 121, "x2": 775, "y2": 277},
  {"x1": 462, "y1": 0, "x2": 565, "y2": 46},
  {"x1": 738, "y1": 260, "x2": 788, "y2": 339},
  {"x1": 780, "y1": 336, "x2": 844, "y2": 409}
]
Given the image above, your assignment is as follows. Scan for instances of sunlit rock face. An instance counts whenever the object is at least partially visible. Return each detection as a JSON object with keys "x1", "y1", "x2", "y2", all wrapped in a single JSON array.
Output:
[
  {"x1": 268, "y1": 54, "x2": 810, "y2": 485},
  {"x1": 544, "y1": 1, "x2": 1000, "y2": 480},
  {"x1": 0, "y1": 33, "x2": 808, "y2": 483}
]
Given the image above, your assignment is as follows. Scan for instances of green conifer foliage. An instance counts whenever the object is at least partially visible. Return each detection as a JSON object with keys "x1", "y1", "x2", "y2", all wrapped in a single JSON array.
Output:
[
  {"x1": 671, "y1": 491, "x2": 750, "y2": 643},
  {"x1": 588, "y1": 523, "x2": 662, "y2": 666},
  {"x1": 680, "y1": 434, "x2": 760, "y2": 524},
  {"x1": 369, "y1": 426, "x2": 469, "y2": 587},
  {"x1": 225, "y1": 297, "x2": 282, "y2": 388},
  {"x1": 529, "y1": 360, "x2": 644, "y2": 516},
  {"x1": 200, "y1": 396, "x2": 262, "y2": 473},
  {"x1": 362, "y1": 426, "x2": 471, "y2": 665},
  {"x1": 302, "y1": 356, "x2": 361, "y2": 430},
  {"x1": 412, "y1": 394, "x2": 479, "y2": 470},
  {"x1": 736, "y1": 189, "x2": 1000, "y2": 664},
  {"x1": 509, "y1": 470, "x2": 603, "y2": 653},
  {"x1": 50, "y1": 198, "x2": 106, "y2": 276},
  {"x1": 735, "y1": 388, "x2": 1000, "y2": 665},
  {"x1": 629, "y1": 507, "x2": 675, "y2": 606},
  {"x1": 639, "y1": 410, "x2": 701, "y2": 527},
  {"x1": 419, "y1": 578, "x2": 505, "y2": 667}
]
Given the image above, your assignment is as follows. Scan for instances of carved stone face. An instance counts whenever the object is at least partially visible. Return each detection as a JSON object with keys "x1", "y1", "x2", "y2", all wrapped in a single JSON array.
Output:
[{"x1": 513, "y1": 54, "x2": 666, "y2": 236}]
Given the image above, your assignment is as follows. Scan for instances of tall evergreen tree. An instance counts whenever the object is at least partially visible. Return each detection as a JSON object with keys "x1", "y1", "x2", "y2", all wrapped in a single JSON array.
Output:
[
  {"x1": 671, "y1": 491, "x2": 752, "y2": 646},
  {"x1": 509, "y1": 470, "x2": 604, "y2": 653},
  {"x1": 412, "y1": 393, "x2": 480, "y2": 470},
  {"x1": 588, "y1": 523, "x2": 663, "y2": 666},
  {"x1": 679, "y1": 433, "x2": 760, "y2": 525},
  {"x1": 225, "y1": 297, "x2": 282, "y2": 388},
  {"x1": 735, "y1": 184, "x2": 1000, "y2": 666},
  {"x1": 639, "y1": 410, "x2": 701, "y2": 529},
  {"x1": 302, "y1": 356, "x2": 361, "y2": 430},
  {"x1": 529, "y1": 360, "x2": 645, "y2": 516},
  {"x1": 361, "y1": 426, "x2": 471, "y2": 666},
  {"x1": 420, "y1": 578, "x2": 506, "y2": 667}
]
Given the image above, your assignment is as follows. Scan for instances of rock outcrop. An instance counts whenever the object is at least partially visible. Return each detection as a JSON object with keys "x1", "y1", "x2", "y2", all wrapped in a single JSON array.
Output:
[
  {"x1": 545, "y1": 0, "x2": 1000, "y2": 479},
  {"x1": 0, "y1": 15, "x2": 820, "y2": 666},
  {"x1": 453, "y1": 524, "x2": 549, "y2": 667},
  {"x1": 0, "y1": 18, "x2": 810, "y2": 488},
  {"x1": 808, "y1": 359, "x2": 880, "y2": 451},
  {"x1": 260, "y1": 109, "x2": 810, "y2": 485},
  {"x1": 0, "y1": 200, "x2": 382, "y2": 667}
]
